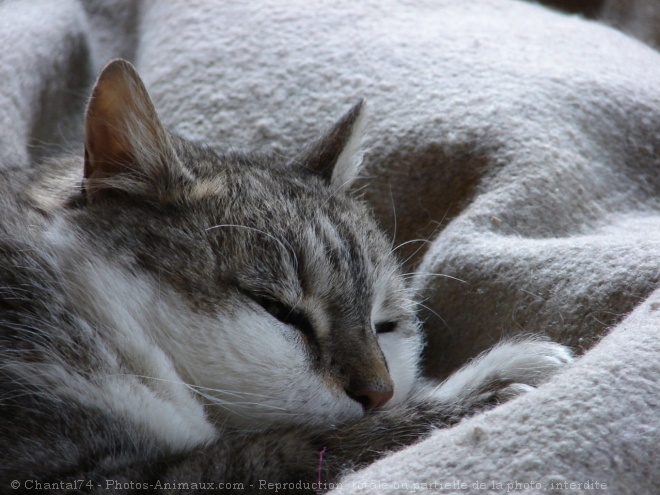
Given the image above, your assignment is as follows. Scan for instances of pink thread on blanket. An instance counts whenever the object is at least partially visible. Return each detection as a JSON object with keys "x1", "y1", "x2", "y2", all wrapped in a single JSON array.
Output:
[{"x1": 317, "y1": 446, "x2": 327, "y2": 488}]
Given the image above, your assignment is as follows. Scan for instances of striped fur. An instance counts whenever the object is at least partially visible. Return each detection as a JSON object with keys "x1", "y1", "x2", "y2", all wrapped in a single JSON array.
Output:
[{"x1": 0, "y1": 60, "x2": 571, "y2": 492}]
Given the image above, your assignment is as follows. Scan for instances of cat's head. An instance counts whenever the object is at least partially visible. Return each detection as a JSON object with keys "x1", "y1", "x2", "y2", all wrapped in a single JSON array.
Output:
[{"x1": 72, "y1": 59, "x2": 422, "y2": 427}]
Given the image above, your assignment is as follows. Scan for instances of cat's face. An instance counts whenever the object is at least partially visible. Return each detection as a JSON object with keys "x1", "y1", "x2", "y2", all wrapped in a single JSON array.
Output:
[{"x1": 72, "y1": 60, "x2": 422, "y2": 428}]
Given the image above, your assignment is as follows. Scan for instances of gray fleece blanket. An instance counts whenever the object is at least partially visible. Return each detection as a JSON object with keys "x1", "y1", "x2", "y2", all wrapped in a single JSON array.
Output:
[{"x1": 2, "y1": 0, "x2": 658, "y2": 493}]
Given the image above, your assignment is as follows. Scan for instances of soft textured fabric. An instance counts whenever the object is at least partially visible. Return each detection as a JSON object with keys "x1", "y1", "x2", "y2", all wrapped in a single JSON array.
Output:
[{"x1": 1, "y1": 0, "x2": 658, "y2": 493}]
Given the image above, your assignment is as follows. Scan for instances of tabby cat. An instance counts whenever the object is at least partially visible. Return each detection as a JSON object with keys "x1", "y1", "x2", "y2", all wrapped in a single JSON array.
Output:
[{"x1": 0, "y1": 59, "x2": 572, "y2": 493}]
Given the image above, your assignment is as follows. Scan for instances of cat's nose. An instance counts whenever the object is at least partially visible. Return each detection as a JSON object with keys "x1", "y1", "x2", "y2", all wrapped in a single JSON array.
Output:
[{"x1": 347, "y1": 386, "x2": 394, "y2": 411}]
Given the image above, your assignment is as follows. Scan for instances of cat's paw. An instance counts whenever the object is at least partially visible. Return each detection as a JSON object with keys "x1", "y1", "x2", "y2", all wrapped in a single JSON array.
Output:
[
  {"x1": 431, "y1": 339, "x2": 573, "y2": 406},
  {"x1": 481, "y1": 339, "x2": 573, "y2": 388}
]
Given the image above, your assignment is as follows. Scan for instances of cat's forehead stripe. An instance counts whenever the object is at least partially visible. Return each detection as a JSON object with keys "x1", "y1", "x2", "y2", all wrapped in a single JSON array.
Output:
[{"x1": 305, "y1": 211, "x2": 376, "y2": 311}]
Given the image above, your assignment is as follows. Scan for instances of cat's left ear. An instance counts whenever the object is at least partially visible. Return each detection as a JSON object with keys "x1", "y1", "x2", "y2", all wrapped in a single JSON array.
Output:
[{"x1": 293, "y1": 100, "x2": 367, "y2": 190}]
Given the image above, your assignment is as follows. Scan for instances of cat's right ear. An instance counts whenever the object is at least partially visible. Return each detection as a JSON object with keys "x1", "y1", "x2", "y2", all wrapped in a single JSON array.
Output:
[
  {"x1": 293, "y1": 100, "x2": 367, "y2": 191},
  {"x1": 83, "y1": 59, "x2": 182, "y2": 200}
]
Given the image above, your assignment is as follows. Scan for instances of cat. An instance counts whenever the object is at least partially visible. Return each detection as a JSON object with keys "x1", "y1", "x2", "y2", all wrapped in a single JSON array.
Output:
[{"x1": 0, "y1": 59, "x2": 572, "y2": 493}]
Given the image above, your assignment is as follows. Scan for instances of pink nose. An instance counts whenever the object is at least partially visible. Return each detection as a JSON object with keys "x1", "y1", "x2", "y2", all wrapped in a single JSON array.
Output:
[{"x1": 347, "y1": 387, "x2": 394, "y2": 410}]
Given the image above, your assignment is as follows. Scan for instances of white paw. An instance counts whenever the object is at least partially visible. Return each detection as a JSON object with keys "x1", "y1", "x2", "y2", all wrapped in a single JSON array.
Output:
[{"x1": 430, "y1": 339, "x2": 573, "y2": 404}]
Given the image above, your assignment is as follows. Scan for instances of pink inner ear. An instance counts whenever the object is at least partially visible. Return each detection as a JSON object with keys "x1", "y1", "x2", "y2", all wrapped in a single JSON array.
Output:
[
  {"x1": 84, "y1": 113, "x2": 134, "y2": 180},
  {"x1": 84, "y1": 61, "x2": 143, "y2": 180},
  {"x1": 82, "y1": 59, "x2": 172, "y2": 193}
]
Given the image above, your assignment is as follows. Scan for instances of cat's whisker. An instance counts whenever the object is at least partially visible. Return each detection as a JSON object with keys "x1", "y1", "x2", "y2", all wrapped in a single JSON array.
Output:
[
  {"x1": 99, "y1": 373, "x2": 281, "y2": 402},
  {"x1": 415, "y1": 302, "x2": 450, "y2": 330},
  {"x1": 183, "y1": 389, "x2": 240, "y2": 415},
  {"x1": 391, "y1": 238, "x2": 433, "y2": 255},
  {"x1": 193, "y1": 389, "x2": 293, "y2": 415},
  {"x1": 201, "y1": 401, "x2": 297, "y2": 418},
  {"x1": 186, "y1": 383, "x2": 280, "y2": 401},
  {"x1": 348, "y1": 183, "x2": 370, "y2": 206},
  {"x1": 388, "y1": 182, "x2": 397, "y2": 251},
  {"x1": 92, "y1": 373, "x2": 292, "y2": 416},
  {"x1": 397, "y1": 235, "x2": 439, "y2": 269},
  {"x1": 402, "y1": 272, "x2": 469, "y2": 285},
  {"x1": 394, "y1": 211, "x2": 454, "y2": 269}
]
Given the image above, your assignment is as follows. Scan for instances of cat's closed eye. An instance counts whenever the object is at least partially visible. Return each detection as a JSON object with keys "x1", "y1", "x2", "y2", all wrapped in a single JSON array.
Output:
[
  {"x1": 255, "y1": 296, "x2": 315, "y2": 337},
  {"x1": 375, "y1": 321, "x2": 397, "y2": 334}
]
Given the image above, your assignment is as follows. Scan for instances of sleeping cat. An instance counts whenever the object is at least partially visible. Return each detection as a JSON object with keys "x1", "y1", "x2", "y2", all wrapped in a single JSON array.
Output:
[{"x1": 0, "y1": 59, "x2": 572, "y2": 493}]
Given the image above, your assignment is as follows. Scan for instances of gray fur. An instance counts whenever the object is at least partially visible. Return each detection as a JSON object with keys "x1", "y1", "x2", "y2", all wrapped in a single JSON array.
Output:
[{"x1": 0, "y1": 60, "x2": 571, "y2": 493}]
